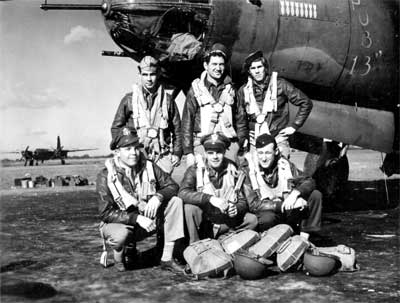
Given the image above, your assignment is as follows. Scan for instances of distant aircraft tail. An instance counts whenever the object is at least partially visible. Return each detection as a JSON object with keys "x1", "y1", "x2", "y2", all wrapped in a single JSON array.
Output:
[{"x1": 57, "y1": 136, "x2": 61, "y2": 150}]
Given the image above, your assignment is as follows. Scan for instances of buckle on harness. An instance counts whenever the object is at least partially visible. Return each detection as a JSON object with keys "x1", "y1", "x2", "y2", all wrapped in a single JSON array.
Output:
[
  {"x1": 213, "y1": 103, "x2": 223, "y2": 113},
  {"x1": 256, "y1": 114, "x2": 266, "y2": 124},
  {"x1": 147, "y1": 128, "x2": 158, "y2": 139}
]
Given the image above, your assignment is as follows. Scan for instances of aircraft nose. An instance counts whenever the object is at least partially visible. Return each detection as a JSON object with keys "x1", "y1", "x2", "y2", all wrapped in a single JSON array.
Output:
[{"x1": 103, "y1": 0, "x2": 211, "y2": 60}]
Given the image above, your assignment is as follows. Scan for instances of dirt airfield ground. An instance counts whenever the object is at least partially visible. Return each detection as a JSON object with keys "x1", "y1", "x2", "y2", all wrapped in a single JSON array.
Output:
[{"x1": 0, "y1": 150, "x2": 399, "y2": 302}]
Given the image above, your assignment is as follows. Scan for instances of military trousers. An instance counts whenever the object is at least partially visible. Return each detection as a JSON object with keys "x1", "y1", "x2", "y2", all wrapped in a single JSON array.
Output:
[
  {"x1": 101, "y1": 196, "x2": 185, "y2": 262},
  {"x1": 184, "y1": 204, "x2": 258, "y2": 244},
  {"x1": 256, "y1": 190, "x2": 322, "y2": 233}
]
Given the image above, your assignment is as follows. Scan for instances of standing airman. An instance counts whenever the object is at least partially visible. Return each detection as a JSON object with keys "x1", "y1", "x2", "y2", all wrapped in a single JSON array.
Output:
[
  {"x1": 181, "y1": 43, "x2": 248, "y2": 167},
  {"x1": 111, "y1": 56, "x2": 182, "y2": 174},
  {"x1": 237, "y1": 51, "x2": 313, "y2": 157}
]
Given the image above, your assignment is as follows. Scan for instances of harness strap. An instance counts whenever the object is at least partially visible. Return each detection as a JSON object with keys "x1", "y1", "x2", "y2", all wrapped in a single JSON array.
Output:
[
  {"x1": 244, "y1": 72, "x2": 278, "y2": 139},
  {"x1": 131, "y1": 84, "x2": 169, "y2": 150},
  {"x1": 105, "y1": 158, "x2": 139, "y2": 210},
  {"x1": 195, "y1": 154, "x2": 205, "y2": 191},
  {"x1": 192, "y1": 72, "x2": 236, "y2": 138}
]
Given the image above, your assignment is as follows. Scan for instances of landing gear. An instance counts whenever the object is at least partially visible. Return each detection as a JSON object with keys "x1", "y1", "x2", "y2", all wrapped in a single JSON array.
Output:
[
  {"x1": 61, "y1": 159, "x2": 65, "y2": 165},
  {"x1": 303, "y1": 141, "x2": 349, "y2": 208}
]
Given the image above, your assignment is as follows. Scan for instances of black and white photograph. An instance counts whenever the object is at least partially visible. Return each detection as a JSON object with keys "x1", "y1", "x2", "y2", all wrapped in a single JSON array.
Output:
[{"x1": 1, "y1": 0, "x2": 399, "y2": 302}]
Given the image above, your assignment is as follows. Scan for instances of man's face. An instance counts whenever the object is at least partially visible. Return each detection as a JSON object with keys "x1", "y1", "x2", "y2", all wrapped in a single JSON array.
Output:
[
  {"x1": 256, "y1": 143, "x2": 278, "y2": 170},
  {"x1": 204, "y1": 55, "x2": 225, "y2": 82},
  {"x1": 249, "y1": 60, "x2": 266, "y2": 83},
  {"x1": 117, "y1": 145, "x2": 140, "y2": 167},
  {"x1": 205, "y1": 150, "x2": 225, "y2": 169},
  {"x1": 140, "y1": 68, "x2": 158, "y2": 90}
]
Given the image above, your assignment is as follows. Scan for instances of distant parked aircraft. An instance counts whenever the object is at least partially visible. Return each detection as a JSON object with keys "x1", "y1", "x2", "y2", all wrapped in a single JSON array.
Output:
[{"x1": 10, "y1": 136, "x2": 97, "y2": 166}]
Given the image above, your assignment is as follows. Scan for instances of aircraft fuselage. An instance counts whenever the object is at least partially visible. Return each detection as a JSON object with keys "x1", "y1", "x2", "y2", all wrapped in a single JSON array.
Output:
[{"x1": 40, "y1": 0, "x2": 399, "y2": 153}]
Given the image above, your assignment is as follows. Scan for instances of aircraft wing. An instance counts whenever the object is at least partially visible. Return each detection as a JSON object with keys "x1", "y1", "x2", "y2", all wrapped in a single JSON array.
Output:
[
  {"x1": 0, "y1": 151, "x2": 22, "y2": 154},
  {"x1": 64, "y1": 148, "x2": 98, "y2": 153}
]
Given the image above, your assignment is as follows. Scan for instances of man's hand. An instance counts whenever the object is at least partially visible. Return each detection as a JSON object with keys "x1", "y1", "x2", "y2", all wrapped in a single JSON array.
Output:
[
  {"x1": 186, "y1": 153, "x2": 195, "y2": 167},
  {"x1": 277, "y1": 126, "x2": 296, "y2": 141},
  {"x1": 138, "y1": 201, "x2": 147, "y2": 214},
  {"x1": 136, "y1": 215, "x2": 156, "y2": 232},
  {"x1": 281, "y1": 189, "x2": 301, "y2": 212},
  {"x1": 227, "y1": 203, "x2": 238, "y2": 217},
  {"x1": 171, "y1": 155, "x2": 180, "y2": 167},
  {"x1": 144, "y1": 195, "x2": 161, "y2": 219},
  {"x1": 210, "y1": 196, "x2": 229, "y2": 213},
  {"x1": 293, "y1": 197, "x2": 307, "y2": 210}
]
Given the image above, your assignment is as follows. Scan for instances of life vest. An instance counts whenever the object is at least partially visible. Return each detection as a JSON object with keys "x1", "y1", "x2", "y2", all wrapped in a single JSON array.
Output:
[
  {"x1": 195, "y1": 154, "x2": 237, "y2": 199},
  {"x1": 244, "y1": 152, "x2": 293, "y2": 200},
  {"x1": 105, "y1": 156, "x2": 157, "y2": 210},
  {"x1": 192, "y1": 71, "x2": 237, "y2": 138},
  {"x1": 243, "y1": 72, "x2": 278, "y2": 140},
  {"x1": 131, "y1": 84, "x2": 170, "y2": 152}
]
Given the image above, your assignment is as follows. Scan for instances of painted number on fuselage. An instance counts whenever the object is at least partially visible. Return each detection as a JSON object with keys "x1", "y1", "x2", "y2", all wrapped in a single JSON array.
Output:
[
  {"x1": 362, "y1": 30, "x2": 372, "y2": 49},
  {"x1": 349, "y1": 56, "x2": 371, "y2": 76},
  {"x1": 349, "y1": 0, "x2": 372, "y2": 76}
]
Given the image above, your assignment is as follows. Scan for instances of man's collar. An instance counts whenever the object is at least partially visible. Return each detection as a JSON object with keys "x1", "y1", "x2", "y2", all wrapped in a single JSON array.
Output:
[
  {"x1": 141, "y1": 83, "x2": 160, "y2": 97},
  {"x1": 252, "y1": 74, "x2": 269, "y2": 88},
  {"x1": 204, "y1": 74, "x2": 232, "y2": 89}
]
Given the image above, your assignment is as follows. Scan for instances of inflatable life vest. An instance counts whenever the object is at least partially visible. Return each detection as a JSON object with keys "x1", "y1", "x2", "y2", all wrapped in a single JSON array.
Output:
[
  {"x1": 131, "y1": 84, "x2": 170, "y2": 151},
  {"x1": 105, "y1": 156, "x2": 157, "y2": 210},
  {"x1": 194, "y1": 154, "x2": 237, "y2": 200},
  {"x1": 192, "y1": 72, "x2": 237, "y2": 139},
  {"x1": 244, "y1": 152, "x2": 293, "y2": 200},
  {"x1": 243, "y1": 72, "x2": 278, "y2": 140}
]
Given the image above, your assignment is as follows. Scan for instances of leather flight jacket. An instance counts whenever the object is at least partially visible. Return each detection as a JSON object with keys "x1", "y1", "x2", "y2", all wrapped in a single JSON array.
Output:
[
  {"x1": 237, "y1": 76, "x2": 313, "y2": 138},
  {"x1": 111, "y1": 86, "x2": 183, "y2": 158},
  {"x1": 240, "y1": 155, "x2": 316, "y2": 213},
  {"x1": 181, "y1": 75, "x2": 249, "y2": 155},
  {"x1": 96, "y1": 153, "x2": 179, "y2": 225},
  {"x1": 178, "y1": 158, "x2": 249, "y2": 226}
]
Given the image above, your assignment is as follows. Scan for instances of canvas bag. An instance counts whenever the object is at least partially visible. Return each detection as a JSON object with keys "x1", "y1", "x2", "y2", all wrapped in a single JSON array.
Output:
[
  {"x1": 183, "y1": 238, "x2": 233, "y2": 279},
  {"x1": 220, "y1": 230, "x2": 260, "y2": 255},
  {"x1": 277, "y1": 235, "x2": 310, "y2": 271},
  {"x1": 316, "y1": 245, "x2": 359, "y2": 272},
  {"x1": 249, "y1": 224, "x2": 294, "y2": 258}
]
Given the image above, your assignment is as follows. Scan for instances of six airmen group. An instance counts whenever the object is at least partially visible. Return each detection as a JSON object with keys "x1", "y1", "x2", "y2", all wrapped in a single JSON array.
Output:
[{"x1": 97, "y1": 43, "x2": 319, "y2": 273}]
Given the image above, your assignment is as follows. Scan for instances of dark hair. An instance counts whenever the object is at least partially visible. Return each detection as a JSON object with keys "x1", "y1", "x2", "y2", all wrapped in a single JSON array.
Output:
[
  {"x1": 246, "y1": 57, "x2": 269, "y2": 73},
  {"x1": 203, "y1": 51, "x2": 226, "y2": 64}
]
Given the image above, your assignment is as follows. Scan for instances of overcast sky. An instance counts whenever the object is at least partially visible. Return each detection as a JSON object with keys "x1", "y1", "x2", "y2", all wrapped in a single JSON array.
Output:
[{"x1": 0, "y1": 0, "x2": 144, "y2": 157}]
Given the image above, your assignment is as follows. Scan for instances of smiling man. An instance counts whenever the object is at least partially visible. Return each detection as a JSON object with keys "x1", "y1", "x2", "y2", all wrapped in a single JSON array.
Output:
[
  {"x1": 178, "y1": 132, "x2": 257, "y2": 244},
  {"x1": 111, "y1": 56, "x2": 182, "y2": 174},
  {"x1": 237, "y1": 51, "x2": 313, "y2": 158},
  {"x1": 181, "y1": 43, "x2": 248, "y2": 167},
  {"x1": 241, "y1": 133, "x2": 322, "y2": 237},
  {"x1": 96, "y1": 127, "x2": 185, "y2": 273}
]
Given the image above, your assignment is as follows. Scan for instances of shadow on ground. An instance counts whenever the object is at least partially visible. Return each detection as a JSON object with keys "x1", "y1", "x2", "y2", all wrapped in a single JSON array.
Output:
[{"x1": 323, "y1": 179, "x2": 399, "y2": 212}]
